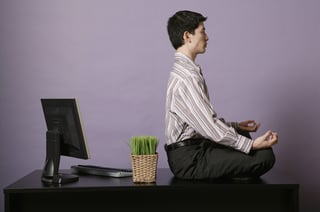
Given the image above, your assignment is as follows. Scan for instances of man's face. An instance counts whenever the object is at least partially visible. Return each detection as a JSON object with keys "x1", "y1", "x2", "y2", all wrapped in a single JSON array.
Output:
[{"x1": 190, "y1": 23, "x2": 209, "y2": 55}]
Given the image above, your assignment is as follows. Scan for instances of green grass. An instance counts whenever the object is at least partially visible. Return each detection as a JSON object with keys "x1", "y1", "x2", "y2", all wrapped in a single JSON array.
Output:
[{"x1": 130, "y1": 136, "x2": 159, "y2": 155}]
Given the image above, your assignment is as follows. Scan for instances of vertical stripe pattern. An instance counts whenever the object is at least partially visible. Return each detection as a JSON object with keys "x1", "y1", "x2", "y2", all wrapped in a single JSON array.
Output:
[{"x1": 165, "y1": 52, "x2": 253, "y2": 154}]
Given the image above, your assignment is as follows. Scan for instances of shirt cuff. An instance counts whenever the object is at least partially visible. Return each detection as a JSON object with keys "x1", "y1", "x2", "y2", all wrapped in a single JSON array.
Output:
[{"x1": 237, "y1": 135, "x2": 253, "y2": 154}]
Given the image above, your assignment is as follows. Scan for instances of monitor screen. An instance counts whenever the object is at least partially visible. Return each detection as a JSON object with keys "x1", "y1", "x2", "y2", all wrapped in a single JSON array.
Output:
[{"x1": 41, "y1": 98, "x2": 90, "y2": 184}]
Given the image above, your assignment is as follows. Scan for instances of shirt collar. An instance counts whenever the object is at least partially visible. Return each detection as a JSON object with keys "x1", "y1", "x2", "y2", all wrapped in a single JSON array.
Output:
[
  {"x1": 175, "y1": 52, "x2": 200, "y2": 67},
  {"x1": 175, "y1": 51, "x2": 202, "y2": 73}
]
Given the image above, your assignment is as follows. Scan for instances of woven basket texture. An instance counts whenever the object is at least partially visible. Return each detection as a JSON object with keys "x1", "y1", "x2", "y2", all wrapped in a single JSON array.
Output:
[{"x1": 130, "y1": 153, "x2": 158, "y2": 183}]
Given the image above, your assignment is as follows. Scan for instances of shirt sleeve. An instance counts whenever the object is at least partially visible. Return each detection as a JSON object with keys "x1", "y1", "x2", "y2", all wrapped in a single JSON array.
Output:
[{"x1": 174, "y1": 75, "x2": 253, "y2": 154}]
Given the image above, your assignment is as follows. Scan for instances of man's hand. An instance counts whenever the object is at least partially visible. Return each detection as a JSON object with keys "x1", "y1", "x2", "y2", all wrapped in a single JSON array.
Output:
[
  {"x1": 252, "y1": 130, "x2": 278, "y2": 150},
  {"x1": 239, "y1": 120, "x2": 260, "y2": 132}
]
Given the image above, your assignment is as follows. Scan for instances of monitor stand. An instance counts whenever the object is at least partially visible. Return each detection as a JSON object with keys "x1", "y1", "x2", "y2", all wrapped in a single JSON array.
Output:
[{"x1": 41, "y1": 130, "x2": 79, "y2": 184}]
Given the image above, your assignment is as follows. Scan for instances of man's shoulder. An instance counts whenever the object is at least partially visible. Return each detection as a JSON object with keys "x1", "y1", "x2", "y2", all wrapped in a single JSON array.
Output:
[
  {"x1": 172, "y1": 63, "x2": 201, "y2": 82},
  {"x1": 173, "y1": 59, "x2": 200, "y2": 77},
  {"x1": 169, "y1": 69, "x2": 201, "y2": 92}
]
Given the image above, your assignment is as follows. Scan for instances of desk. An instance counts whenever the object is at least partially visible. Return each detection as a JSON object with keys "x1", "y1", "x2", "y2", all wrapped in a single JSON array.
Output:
[{"x1": 4, "y1": 168, "x2": 299, "y2": 212}]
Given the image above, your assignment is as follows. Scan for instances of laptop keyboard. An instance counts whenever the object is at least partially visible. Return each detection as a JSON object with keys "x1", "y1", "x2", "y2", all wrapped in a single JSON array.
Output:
[{"x1": 71, "y1": 164, "x2": 133, "y2": 178}]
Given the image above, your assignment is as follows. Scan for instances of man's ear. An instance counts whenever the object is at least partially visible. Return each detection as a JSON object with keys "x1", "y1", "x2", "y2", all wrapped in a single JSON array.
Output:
[{"x1": 183, "y1": 31, "x2": 192, "y2": 44}]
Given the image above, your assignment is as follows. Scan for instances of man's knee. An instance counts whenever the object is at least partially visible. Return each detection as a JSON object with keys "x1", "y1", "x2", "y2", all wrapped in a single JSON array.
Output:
[
  {"x1": 262, "y1": 148, "x2": 275, "y2": 164},
  {"x1": 255, "y1": 148, "x2": 276, "y2": 174}
]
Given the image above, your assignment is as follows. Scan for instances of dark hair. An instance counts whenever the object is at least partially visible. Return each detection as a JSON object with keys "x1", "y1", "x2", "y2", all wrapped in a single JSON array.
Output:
[{"x1": 167, "y1": 10, "x2": 207, "y2": 50}]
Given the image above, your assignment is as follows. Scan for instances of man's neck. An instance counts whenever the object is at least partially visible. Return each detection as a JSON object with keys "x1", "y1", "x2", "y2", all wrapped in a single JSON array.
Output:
[{"x1": 177, "y1": 47, "x2": 197, "y2": 62}]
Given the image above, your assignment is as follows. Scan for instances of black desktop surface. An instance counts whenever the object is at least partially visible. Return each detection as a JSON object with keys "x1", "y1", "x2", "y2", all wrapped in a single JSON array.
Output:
[
  {"x1": 4, "y1": 168, "x2": 297, "y2": 189},
  {"x1": 4, "y1": 168, "x2": 299, "y2": 212}
]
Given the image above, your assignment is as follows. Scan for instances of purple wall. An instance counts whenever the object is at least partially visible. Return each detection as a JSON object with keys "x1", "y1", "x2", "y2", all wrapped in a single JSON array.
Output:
[{"x1": 1, "y1": 0, "x2": 319, "y2": 211}]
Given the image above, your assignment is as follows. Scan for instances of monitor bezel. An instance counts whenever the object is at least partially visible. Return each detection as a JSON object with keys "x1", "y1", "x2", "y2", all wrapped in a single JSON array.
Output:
[
  {"x1": 40, "y1": 98, "x2": 90, "y2": 184},
  {"x1": 41, "y1": 98, "x2": 90, "y2": 159}
]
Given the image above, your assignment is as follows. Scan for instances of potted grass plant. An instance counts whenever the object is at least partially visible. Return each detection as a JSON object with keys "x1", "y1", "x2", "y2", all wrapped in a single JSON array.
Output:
[{"x1": 129, "y1": 135, "x2": 159, "y2": 183}]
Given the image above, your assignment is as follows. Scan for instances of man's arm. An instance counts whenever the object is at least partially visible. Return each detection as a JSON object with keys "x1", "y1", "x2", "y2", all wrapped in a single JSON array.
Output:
[{"x1": 174, "y1": 76, "x2": 253, "y2": 153}]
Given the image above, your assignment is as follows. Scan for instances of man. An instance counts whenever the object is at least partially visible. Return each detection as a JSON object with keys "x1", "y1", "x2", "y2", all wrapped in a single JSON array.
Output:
[{"x1": 165, "y1": 10, "x2": 278, "y2": 180}]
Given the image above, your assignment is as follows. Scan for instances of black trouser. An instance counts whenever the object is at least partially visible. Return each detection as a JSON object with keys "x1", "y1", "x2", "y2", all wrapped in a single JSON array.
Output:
[{"x1": 164, "y1": 131, "x2": 276, "y2": 180}]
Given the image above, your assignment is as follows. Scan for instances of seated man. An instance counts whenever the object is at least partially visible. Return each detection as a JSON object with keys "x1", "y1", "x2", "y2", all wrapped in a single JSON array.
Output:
[{"x1": 164, "y1": 10, "x2": 278, "y2": 180}]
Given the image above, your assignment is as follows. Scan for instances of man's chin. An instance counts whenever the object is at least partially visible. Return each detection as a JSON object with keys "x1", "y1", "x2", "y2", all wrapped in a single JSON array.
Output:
[{"x1": 196, "y1": 48, "x2": 207, "y2": 55}]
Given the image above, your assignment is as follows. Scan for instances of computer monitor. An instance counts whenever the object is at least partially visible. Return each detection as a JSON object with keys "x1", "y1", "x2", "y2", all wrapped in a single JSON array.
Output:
[{"x1": 41, "y1": 98, "x2": 90, "y2": 184}]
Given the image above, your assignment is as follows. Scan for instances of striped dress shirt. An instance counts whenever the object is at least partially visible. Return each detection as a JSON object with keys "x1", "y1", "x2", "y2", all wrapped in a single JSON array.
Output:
[{"x1": 165, "y1": 52, "x2": 253, "y2": 154}]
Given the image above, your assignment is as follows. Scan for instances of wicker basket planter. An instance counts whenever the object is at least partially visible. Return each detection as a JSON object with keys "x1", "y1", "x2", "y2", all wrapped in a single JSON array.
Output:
[
  {"x1": 130, "y1": 153, "x2": 158, "y2": 183},
  {"x1": 129, "y1": 135, "x2": 159, "y2": 183}
]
